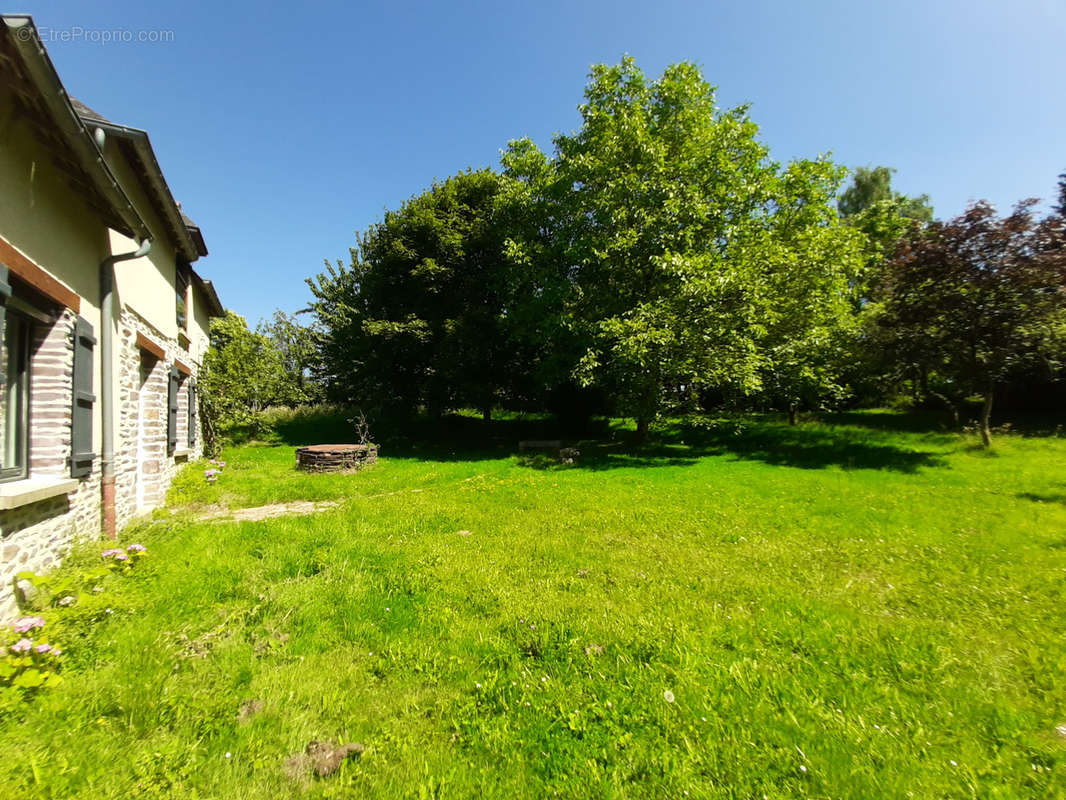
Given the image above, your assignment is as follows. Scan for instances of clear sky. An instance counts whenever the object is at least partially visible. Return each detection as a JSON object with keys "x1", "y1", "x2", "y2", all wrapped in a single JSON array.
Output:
[{"x1": 22, "y1": 0, "x2": 1066, "y2": 326}]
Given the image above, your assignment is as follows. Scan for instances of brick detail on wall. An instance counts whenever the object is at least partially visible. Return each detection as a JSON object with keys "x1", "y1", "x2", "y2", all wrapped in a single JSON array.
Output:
[
  {"x1": 1, "y1": 306, "x2": 205, "y2": 621},
  {"x1": 0, "y1": 310, "x2": 102, "y2": 619},
  {"x1": 114, "y1": 307, "x2": 203, "y2": 531}
]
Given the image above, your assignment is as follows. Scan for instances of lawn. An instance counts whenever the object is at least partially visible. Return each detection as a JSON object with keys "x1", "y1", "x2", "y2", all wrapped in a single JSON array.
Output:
[{"x1": 2, "y1": 411, "x2": 1066, "y2": 798}]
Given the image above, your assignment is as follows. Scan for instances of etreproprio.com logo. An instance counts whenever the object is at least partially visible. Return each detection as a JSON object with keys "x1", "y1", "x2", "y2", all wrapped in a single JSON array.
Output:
[{"x1": 17, "y1": 25, "x2": 175, "y2": 44}]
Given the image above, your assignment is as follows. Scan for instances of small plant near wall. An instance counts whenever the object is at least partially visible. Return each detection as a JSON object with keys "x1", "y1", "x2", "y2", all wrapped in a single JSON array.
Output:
[
  {"x1": 4, "y1": 543, "x2": 151, "y2": 708},
  {"x1": 100, "y1": 543, "x2": 148, "y2": 572},
  {"x1": 1, "y1": 615, "x2": 63, "y2": 703},
  {"x1": 204, "y1": 459, "x2": 226, "y2": 483}
]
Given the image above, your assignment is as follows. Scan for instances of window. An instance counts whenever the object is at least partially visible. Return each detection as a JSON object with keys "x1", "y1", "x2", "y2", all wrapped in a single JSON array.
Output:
[
  {"x1": 0, "y1": 263, "x2": 93, "y2": 483},
  {"x1": 0, "y1": 311, "x2": 31, "y2": 482},
  {"x1": 167, "y1": 365, "x2": 179, "y2": 455},
  {"x1": 187, "y1": 378, "x2": 197, "y2": 447},
  {"x1": 176, "y1": 262, "x2": 190, "y2": 332}
]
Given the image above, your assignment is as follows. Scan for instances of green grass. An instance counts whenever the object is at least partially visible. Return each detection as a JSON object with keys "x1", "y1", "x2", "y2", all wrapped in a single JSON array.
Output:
[{"x1": 3, "y1": 411, "x2": 1066, "y2": 798}]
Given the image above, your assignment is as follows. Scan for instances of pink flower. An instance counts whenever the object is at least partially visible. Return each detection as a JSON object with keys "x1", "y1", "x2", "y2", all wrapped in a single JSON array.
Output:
[
  {"x1": 10, "y1": 638, "x2": 32, "y2": 654},
  {"x1": 101, "y1": 548, "x2": 124, "y2": 559},
  {"x1": 127, "y1": 544, "x2": 146, "y2": 552},
  {"x1": 34, "y1": 643, "x2": 51, "y2": 654},
  {"x1": 113, "y1": 553, "x2": 129, "y2": 562},
  {"x1": 12, "y1": 616, "x2": 45, "y2": 633}
]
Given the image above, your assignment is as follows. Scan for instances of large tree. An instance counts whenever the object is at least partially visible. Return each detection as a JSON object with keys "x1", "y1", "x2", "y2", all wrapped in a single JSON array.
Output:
[
  {"x1": 530, "y1": 58, "x2": 783, "y2": 437},
  {"x1": 200, "y1": 311, "x2": 287, "y2": 437},
  {"x1": 505, "y1": 57, "x2": 864, "y2": 435},
  {"x1": 307, "y1": 169, "x2": 520, "y2": 420},
  {"x1": 838, "y1": 166, "x2": 933, "y2": 223},
  {"x1": 755, "y1": 160, "x2": 866, "y2": 423},
  {"x1": 876, "y1": 200, "x2": 1066, "y2": 446},
  {"x1": 837, "y1": 166, "x2": 934, "y2": 308},
  {"x1": 257, "y1": 309, "x2": 323, "y2": 406}
]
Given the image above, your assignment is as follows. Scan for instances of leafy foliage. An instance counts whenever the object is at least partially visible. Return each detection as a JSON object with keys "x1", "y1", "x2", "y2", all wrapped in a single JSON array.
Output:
[
  {"x1": 308, "y1": 170, "x2": 529, "y2": 420},
  {"x1": 2, "y1": 544, "x2": 149, "y2": 711},
  {"x1": 257, "y1": 310, "x2": 324, "y2": 407},
  {"x1": 755, "y1": 160, "x2": 866, "y2": 421},
  {"x1": 502, "y1": 58, "x2": 866, "y2": 431},
  {"x1": 874, "y1": 200, "x2": 1066, "y2": 444},
  {"x1": 837, "y1": 166, "x2": 934, "y2": 308},
  {"x1": 200, "y1": 312, "x2": 292, "y2": 447},
  {"x1": 838, "y1": 166, "x2": 933, "y2": 223},
  {"x1": 548, "y1": 59, "x2": 780, "y2": 433}
]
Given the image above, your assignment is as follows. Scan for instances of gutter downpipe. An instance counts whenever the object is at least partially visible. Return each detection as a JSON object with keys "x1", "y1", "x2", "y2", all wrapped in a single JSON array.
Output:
[{"x1": 100, "y1": 238, "x2": 151, "y2": 538}]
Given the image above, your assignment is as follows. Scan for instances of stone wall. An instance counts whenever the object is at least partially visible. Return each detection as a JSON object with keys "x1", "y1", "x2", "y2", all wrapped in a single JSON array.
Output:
[
  {"x1": 0, "y1": 306, "x2": 205, "y2": 620},
  {"x1": 115, "y1": 307, "x2": 203, "y2": 530},
  {"x1": 0, "y1": 310, "x2": 102, "y2": 619}
]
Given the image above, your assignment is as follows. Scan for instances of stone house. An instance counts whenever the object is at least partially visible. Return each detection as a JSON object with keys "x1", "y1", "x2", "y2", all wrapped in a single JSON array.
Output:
[{"x1": 0, "y1": 15, "x2": 224, "y2": 618}]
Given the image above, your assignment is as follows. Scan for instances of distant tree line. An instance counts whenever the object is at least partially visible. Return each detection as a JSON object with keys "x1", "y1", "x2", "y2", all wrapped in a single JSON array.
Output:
[
  {"x1": 210, "y1": 58, "x2": 1066, "y2": 447},
  {"x1": 198, "y1": 310, "x2": 323, "y2": 449}
]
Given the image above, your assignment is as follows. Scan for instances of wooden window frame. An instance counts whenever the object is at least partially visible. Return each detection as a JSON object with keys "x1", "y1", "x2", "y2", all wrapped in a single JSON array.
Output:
[
  {"x1": 176, "y1": 261, "x2": 190, "y2": 334},
  {"x1": 0, "y1": 311, "x2": 32, "y2": 483}
]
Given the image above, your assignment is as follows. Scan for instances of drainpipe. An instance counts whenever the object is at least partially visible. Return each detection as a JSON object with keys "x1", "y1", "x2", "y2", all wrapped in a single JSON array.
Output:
[{"x1": 100, "y1": 238, "x2": 151, "y2": 538}]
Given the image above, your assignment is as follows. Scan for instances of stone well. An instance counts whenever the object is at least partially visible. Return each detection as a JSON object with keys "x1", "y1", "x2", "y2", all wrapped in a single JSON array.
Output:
[{"x1": 295, "y1": 444, "x2": 378, "y2": 473}]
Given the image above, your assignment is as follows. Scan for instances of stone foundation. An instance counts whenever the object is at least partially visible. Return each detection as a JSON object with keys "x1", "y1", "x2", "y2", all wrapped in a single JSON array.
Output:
[
  {"x1": 296, "y1": 444, "x2": 378, "y2": 473},
  {"x1": 0, "y1": 310, "x2": 102, "y2": 620},
  {"x1": 115, "y1": 308, "x2": 203, "y2": 527},
  {"x1": 1, "y1": 307, "x2": 205, "y2": 621}
]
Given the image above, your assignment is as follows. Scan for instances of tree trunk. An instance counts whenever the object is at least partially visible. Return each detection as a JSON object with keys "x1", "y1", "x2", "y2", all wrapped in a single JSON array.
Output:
[
  {"x1": 979, "y1": 388, "x2": 994, "y2": 448},
  {"x1": 930, "y1": 392, "x2": 959, "y2": 427},
  {"x1": 636, "y1": 417, "x2": 650, "y2": 442},
  {"x1": 788, "y1": 404, "x2": 798, "y2": 426},
  {"x1": 482, "y1": 406, "x2": 492, "y2": 423}
]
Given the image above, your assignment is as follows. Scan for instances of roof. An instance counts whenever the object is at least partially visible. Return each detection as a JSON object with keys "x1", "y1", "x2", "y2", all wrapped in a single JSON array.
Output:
[
  {"x1": 69, "y1": 94, "x2": 209, "y2": 260},
  {"x1": 73, "y1": 109, "x2": 208, "y2": 262},
  {"x1": 179, "y1": 208, "x2": 208, "y2": 258},
  {"x1": 0, "y1": 15, "x2": 149, "y2": 241},
  {"x1": 1, "y1": 14, "x2": 222, "y2": 314},
  {"x1": 191, "y1": 270, "x2": 225, "y2": 317},
  {"x1": 69, "y1": 97, "x2": 110, "y2": 124}
]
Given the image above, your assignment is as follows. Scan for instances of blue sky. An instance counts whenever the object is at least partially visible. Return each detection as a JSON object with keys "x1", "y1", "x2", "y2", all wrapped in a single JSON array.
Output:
[{"x1": 24, "y1": 0, "x2": 1066, "y2": 326}]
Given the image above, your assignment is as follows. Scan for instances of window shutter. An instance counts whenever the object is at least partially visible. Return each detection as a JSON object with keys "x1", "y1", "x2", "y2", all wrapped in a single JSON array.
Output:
[
  {"x1": 187, "y1": 379, "x2": 197, "y2": 447},
  {"x1": 167, "y1": 366, "x2": 179, "y2": 454},
  {"x1": 0, "y1": 265, "x2": 10, "y2": 388},
  {"x1": 70, "y1": 315, "x2": 96, "y2": 478}
]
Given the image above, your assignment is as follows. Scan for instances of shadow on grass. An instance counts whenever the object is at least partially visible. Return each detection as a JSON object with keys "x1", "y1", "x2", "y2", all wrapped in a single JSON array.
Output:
[
  {"x1": 517, "y1": 447, "x2": 701, "y2": 472},
  {"x1": 232, "y1": 407, "x2": 950, "y2": 473},
  {"x1": 651, "y1": 416, "x2": 945, "y2": 473},
  {"x1": 827, "y1": 409, "x2": 1066, "y2": 439},
  {"x1": 1017, "y1": 490, "x2": 1066, "y2": 506}
]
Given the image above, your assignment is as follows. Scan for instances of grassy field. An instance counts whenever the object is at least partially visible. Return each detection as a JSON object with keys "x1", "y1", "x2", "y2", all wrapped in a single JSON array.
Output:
[{"x1": 2, "y1": 410, "x2": 1066, "y2": 798}]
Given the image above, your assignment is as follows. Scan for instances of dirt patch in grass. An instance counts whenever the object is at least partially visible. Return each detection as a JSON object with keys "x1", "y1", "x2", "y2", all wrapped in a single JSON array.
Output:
[
  {"x1": 284, "y1": 740, "x2": 365, "y2": 785},
  {"x1": 197, "y1": 500, "x2": 340, "y2": 523}
]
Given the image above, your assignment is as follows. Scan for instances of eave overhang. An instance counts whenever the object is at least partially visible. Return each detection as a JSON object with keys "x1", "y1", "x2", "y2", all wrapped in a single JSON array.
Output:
[
  {"x1": 85, "y1": 119, "x2": 208, "y2": 263},
  {"x1": 0, "y1": 15, "x2": 150, "y2": 243}
]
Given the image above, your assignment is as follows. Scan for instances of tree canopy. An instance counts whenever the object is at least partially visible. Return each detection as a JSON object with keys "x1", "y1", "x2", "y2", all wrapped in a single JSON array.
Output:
[
  {"x1": 307, "y1": 169, "x2": 525, "y2": 420},
  {"x1": 288, "y1": 59, "x2": 1065, "y2": 442},
  {"x1": 875, "y1": 200, "x2": 1066, "y2": 445},
  {"x1": 500, "y1": 57, "x2": 864, "y2": 433}
]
